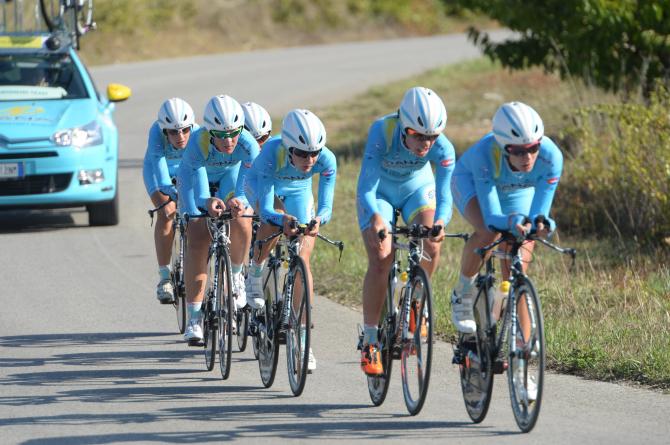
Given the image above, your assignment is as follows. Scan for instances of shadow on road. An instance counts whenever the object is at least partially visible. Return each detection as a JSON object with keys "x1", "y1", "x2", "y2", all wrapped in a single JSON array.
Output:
[{"x1": 0, "y1": 209, "x2": 87, "y2": 233}]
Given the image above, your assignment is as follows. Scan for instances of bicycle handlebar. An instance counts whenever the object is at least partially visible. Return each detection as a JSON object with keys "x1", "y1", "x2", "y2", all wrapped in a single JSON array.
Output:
[
  {"x1": 377, "y1": 223, "x2": 470, "y2": 242},
  {"x1": 475, "y1": 229, "x2": 577, "y2": 266}
]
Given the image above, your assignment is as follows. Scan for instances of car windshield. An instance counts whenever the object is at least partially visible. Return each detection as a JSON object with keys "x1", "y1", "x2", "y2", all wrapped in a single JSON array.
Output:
[{"x1": 0, "y1": 53, "x2": 88, "y2": 101}]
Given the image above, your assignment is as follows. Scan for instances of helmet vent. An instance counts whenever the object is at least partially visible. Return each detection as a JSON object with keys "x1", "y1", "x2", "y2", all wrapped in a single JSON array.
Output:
[
  {"x1": 318, "y1": 136, "x2": 323, "y2": 143},
  {"x1": 234, "y1": 115, "x2": 239, "y2": 123},
  {"x1": 166, "y1": 116, "x2": 172, "y2": 123},
  {"x1": 183, "y1": 114, "x2": 188, "y2": 121},
  {"x1": 511, "y1": 129, "x2": 519, "y2": 137},
  {"x1": 299, "y1": 135, "x2": 306, "y2": 144},
  {"x1": 417, "y1": 116, "x2": 424, "y2": 127},
  {"x1": 534, "y1": 125, "x2": 539, "y2": 132},
  {"x1": 214, "y1": 117, "x2": 221, "y2": 125}
]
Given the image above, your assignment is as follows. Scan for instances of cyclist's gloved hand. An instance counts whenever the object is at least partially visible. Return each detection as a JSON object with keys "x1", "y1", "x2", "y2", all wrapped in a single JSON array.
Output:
[
  {"x1": 306, "y1": 217, "x2": 320, "y2": 237},
  {"x1": 508, "y1": 214, "x2": 530, "y2": 239},
  {"x1": 282, "y1": 214, "x2": 299, "y2": 237},
  {"x1": 533, "y1": 215, "x2": 556, "y2": 238},
  {"x1": 207, "y1": 197, "x2": 226, "y2": 218},
  {"x1": 226, "y1": 197, "x2": 246, "y2": 218},
  {"x1": 430, "y1": 220, "x2": 445, "y2": 242}
]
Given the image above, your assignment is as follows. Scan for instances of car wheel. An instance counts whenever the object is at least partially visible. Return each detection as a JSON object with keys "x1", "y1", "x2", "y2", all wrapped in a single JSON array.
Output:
[{"x1": 88, "y1": 190, "x2": 119, "y2": 226}]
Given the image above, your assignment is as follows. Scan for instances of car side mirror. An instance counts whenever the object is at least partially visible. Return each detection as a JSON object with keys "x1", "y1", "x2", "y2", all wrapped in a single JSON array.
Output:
[{"x1": 107, "y1": 83, "x2": 131, "y2": 102}]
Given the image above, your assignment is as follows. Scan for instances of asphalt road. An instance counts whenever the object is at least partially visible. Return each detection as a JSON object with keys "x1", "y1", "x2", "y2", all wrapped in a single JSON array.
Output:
[{"x1": 1, "y1": 32, "x2": 668, "y2": 444}]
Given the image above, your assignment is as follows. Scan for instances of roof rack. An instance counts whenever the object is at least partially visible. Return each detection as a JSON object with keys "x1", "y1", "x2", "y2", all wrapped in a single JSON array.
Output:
[{"x1": 0, "y1": 0, "x2": 94, "y2": 51}]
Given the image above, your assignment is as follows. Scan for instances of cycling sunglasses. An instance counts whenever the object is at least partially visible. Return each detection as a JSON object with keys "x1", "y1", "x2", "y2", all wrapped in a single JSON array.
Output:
[
  {"x1": 291, "y1": 147, "x2": 321, "y2": 159},
  {"x1": 505, "y1": 142, "x2": 541, "y2": 157},
  {"x1": 209, "y1": 127, "x2": 243, "y2": 139},
  {"x1": 165, "y1": 126, "x2": 191, "y2": 136},
  {"x1": 256, "y1": 131, "x2": 271, "y2": 145},
  {"x1": 405, "y1": 127, "x2": 439, "y2": 142}
]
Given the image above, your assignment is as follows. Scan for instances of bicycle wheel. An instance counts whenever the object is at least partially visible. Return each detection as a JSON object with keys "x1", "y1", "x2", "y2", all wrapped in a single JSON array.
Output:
[
  {"x1": 173, "y1": 223, "x2": 187, "y2": 334},
  {"x1": 458, "y1": 285, "x2": 494, "y2": 423},
  {"x1": 73, "y1": 0, "x2": 94, "y2": 36},
  {"x1": 203, "y1": 252, "x2": 217, "y2": 371},
  {"x1": 400, "y1": 266, "x2": 433, "y2": 415},
  {"x1": 286, "y1": 256, "x2": 310, "y2": 396},
  {"x1": 236, "y1": 308, "x2": 249, "y2": 352},
  {"x1": 366, "y1": 269, "x2": 395, "y2": 406},
  {"x1": 217, "y1": 248, "x2": 234, "y2": 380},
  {"x1": 39, "y1": 0, "x2": 62, "y2": 31},
  {"x1": 258, "y1": 264, "x2": 280, "y2": 387},
  {"x1": 507, "y1": 277, "x2": 545, "y2": 432}
]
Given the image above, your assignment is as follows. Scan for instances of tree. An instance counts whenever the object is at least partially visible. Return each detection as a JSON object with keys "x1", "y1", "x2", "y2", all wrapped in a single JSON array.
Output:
[{"x1": 449, "y1": 0, "x2": 670, "y2": 97}]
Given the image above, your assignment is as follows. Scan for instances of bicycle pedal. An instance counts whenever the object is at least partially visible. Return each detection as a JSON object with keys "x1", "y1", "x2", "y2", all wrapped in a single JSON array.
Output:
[
  {"x1": 493, "y1": 359, "x2": 508, "y2": 374},
  {"x1": 187, "y1": 339, "x2": 202, "y2": 347}
]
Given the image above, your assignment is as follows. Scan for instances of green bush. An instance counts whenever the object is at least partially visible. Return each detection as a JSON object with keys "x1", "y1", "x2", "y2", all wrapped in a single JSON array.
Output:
[{"x1": 556, "y1": 85, "x2": 670, "y2": 244}]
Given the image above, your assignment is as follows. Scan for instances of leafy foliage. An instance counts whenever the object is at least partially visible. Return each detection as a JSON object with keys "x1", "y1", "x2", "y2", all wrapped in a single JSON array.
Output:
[
  {"x1": 448, "y1": 0, "x2": 670, "y2": 96},
  {"x1": 555, "y1": 84, "x2": 670, "y2": 244}
]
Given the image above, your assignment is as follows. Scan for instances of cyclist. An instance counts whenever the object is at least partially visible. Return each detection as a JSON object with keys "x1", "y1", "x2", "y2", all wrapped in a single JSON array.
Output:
[
  {"x1": 242, "y1": 101, "x2": 273, "y2": 148},
  {"x1": 142, "y1": 98, "x2": 197, "y2": 304},
  {"x1": 244, "y1": 109, "x2": 336, "y2": 372},
  {"x1": 356, "y1": 86, "x2": 455, "y2": 375},
  {"x1": 178, "y1": 94, "x2": 260, "y2": 343},
  {"x1": 450, "y1": 101, "x2": 563, "y2": 400}
]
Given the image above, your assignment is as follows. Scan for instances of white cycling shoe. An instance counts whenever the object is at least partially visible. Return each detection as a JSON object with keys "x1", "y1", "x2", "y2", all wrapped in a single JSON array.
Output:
[
  {"x1": 156, "y1": 278, "x2": 175, "y2": 304},
  {"x1": 451, "y1": 289, "x2": 476, "y2": 334},
  {"x1": 308, "y1": 348, "x2": 316, "y2": 372},
  {"x1": 232, "y1": 272, "x2": 247, "y2": 309},
  {"x1": 184, "y1": 318, "x2": 203, "y2": 344},
  {"x1": 245, "y1": 274, "x2": 265, "y2": 309}
]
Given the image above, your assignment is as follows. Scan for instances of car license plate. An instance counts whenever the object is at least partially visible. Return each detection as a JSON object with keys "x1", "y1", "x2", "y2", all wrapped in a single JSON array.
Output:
[{"x1": 0, "y1": 162, "x2": 23, "y2": 178}]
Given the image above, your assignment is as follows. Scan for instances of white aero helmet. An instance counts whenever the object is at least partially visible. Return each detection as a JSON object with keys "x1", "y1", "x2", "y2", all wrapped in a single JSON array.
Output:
[
  {"x1": 398, "y1": 86, "x2": 447, "y2": 136},
  {"x1": 203, "y1": 94, "x2": 244, "y2": 132},
  {"x1": 281, "y1": 109, "x2": 326, "y2": 152},
  {"x1": 492, "y1": 101, "x2": 544, "y2": 147},
  {"x1": 242, "y1": 102, "x2": 272, "y2": 139},
  {"x1": 157, "y1": 98, "x2": 195, "y2": 130}
]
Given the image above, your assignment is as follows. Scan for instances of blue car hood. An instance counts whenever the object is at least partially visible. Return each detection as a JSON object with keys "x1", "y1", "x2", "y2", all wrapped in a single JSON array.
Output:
[{"x1": 0, "y1": 99, "x2": 96, "y2": 142}]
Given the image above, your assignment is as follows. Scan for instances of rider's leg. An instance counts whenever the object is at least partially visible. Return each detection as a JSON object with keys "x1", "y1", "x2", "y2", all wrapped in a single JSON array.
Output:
[{"x1": 150, "y1": 191, "x2": 177, "y2": 302}]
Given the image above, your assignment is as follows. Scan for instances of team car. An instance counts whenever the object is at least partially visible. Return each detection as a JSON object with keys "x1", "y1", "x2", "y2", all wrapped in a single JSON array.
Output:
[{"x1": 0, "y1": 27, "x2": 131, "y2": 225}]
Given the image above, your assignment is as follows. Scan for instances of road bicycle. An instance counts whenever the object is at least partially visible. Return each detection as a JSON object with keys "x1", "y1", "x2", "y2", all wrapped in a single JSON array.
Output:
[
  {"x1": 452, "y1": 223, "x2": 575, "y2": 432},
  {"x1": 186, "y1": 210, "x2": 236, "y2": 380},
  {"x1": 252, "y1": 220, "x2": 343, "y2": 396},
  {"x1": 361, "y1": 210, "x2": 468, "y2": 415},
  {"x1": 39, "y1": 0, "x2": 95, "y2": 49},
  {"x1": 148, "y1": 195, "x2": 187, "y2": 334}
]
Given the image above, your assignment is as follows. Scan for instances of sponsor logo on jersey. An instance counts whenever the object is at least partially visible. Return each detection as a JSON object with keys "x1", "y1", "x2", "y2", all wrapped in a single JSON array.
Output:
[
  {"x1": 547, "y1": 177, "x2": 559, "y2": 184},
  {"x1": 322, "y1": 169, "x2": 334, "y2": 177},
  {"x1": 440, "y1": 158, "x2": 454, "y2": 167}
]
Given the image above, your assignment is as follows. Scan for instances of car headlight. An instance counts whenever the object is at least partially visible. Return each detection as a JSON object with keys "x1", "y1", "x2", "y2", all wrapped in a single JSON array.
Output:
[{"x1": 53, "y1": 121, "x2": 103, "y2": 148}]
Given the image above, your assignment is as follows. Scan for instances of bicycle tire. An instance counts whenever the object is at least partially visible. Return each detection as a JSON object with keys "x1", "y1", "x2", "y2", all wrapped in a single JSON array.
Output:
[
  {"x1": 236, "y1": 308, "x2": 249, "y2": 352},
  {"x1": 258, "y1": 263, "x2": 280, "y2": 388},
  {"x1": 73, "y1": 0, "x2": 94, "y2": 36},
  {"x1": 39, "y1": 0, "x2": 61, "y2": 32},
  {"x1": 366, "y1": 268, "x2": 395, "y2": 406},
  {"x1": 507, "y1": 277, "x2": 545, "y2": 433},
  {"x1": 217, "y1": 248, "x2": 234, "y2": 380},
  {"x1": 172, "y1": 221, "x2": 187, "y2": 334},
  {"x1": 286, "y1": 256, "x2": 310, "y2": 396},
  {"x1": 400, "y1": 265, "x2": 433, "y2": 415},
  {"x1": 459, "y1": 285, "x2": 494, "y2": 423},
  {"x1": 203, "y1": 252, "x2": 217, "y2": 371}
]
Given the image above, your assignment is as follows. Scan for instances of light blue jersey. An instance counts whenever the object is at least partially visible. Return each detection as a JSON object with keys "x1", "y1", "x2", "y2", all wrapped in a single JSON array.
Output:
[
  {"x1": 451, "y1": 133, "x2": 563, "y2": 232},
  {"x1": 245, "y1": 136, "x2": 337, "y2": 226},
  {"x1": 356, "y1": 113, "x2": 456, "y2": 231},
  {"x1": 178, "y1": 127, "x2": 260, "y2": 215},
  {"x1": 142, "y1": 121, "x2": 200, "y2": 199}
]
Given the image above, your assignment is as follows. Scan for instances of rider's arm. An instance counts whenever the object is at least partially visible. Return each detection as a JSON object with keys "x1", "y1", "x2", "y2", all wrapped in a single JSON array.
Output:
[
  {"x1": 178, "y1": 135, "x2": 210, "y2": 214},
  {"x1": 255, "y1": 148, "x2": 284, "y2": 226},
  {"x1": 233, "y1": 130, "x2": 260, "y2": 202},
  {"x1": 528, "y1": 138, "x2": 564, "y2": 231},
  {"x1": 315, "y1": 148, "x2": 337, "y2": 225},
  {"x1": 470, "y1": 141, "x2": 515, "y2": 231},
  {"x1": 429, "y1": 135, "x2": 456, "y2": 226},
  {"x1": 146, "y1": 122, "x2": 176, "y2": 198},
  {"x1": 356, "y1": 120, "x2": 385, "y2": 218}
]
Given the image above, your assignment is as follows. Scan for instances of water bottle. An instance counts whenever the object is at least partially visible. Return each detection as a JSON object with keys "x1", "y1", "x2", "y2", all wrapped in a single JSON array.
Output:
[{"x1": 491, "y1": 280, "x2": 510, "y2": 322}]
